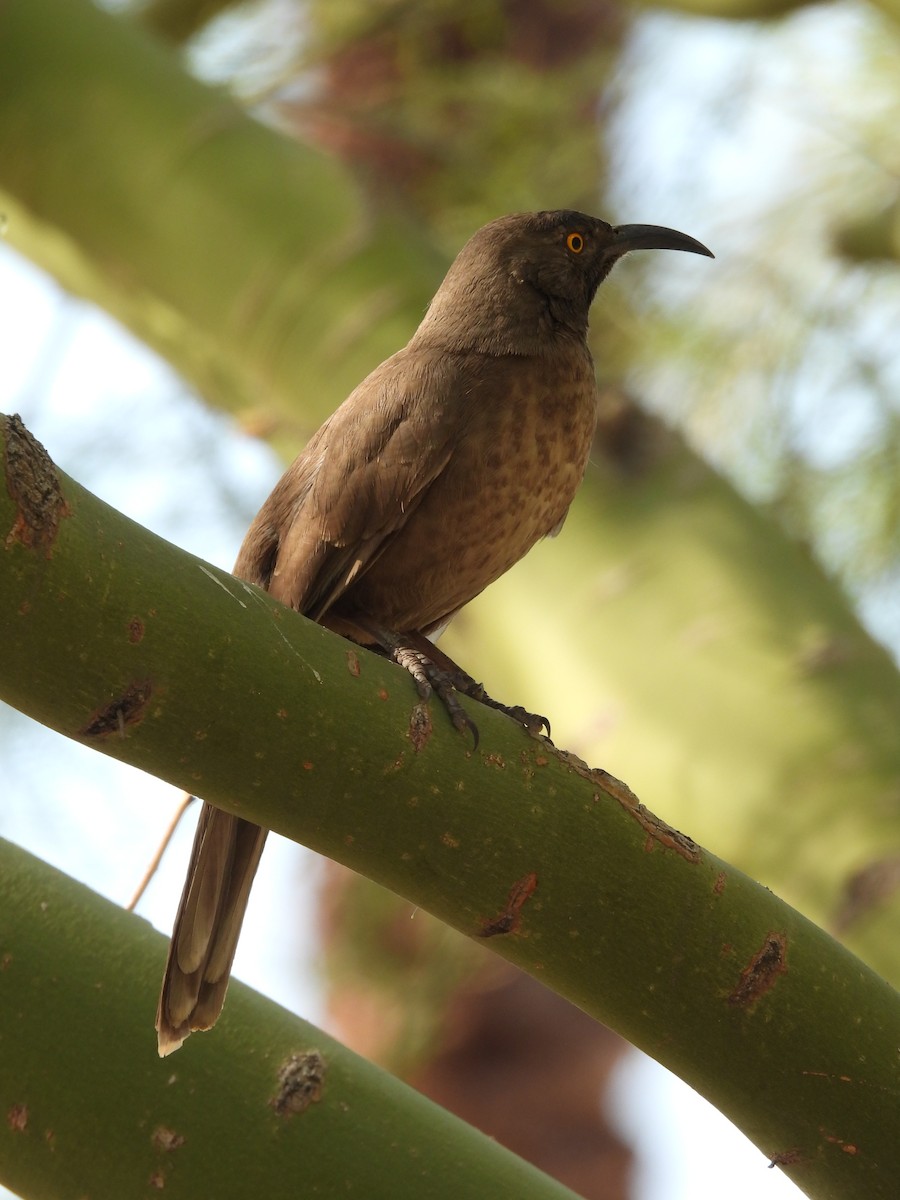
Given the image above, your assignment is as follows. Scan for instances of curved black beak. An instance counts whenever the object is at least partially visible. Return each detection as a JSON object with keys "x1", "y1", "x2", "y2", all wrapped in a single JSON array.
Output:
[{"x1": 609, "y1": 224, "x2": 714, "y2": 259}]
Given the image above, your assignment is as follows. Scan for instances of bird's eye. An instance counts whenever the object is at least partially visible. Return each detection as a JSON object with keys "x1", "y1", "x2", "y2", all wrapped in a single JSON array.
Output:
[{"x1": 566, "y1": 232, "x2": 585, "y2": 254}]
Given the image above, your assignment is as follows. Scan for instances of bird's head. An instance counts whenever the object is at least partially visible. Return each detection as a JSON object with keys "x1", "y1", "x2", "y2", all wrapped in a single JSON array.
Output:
[{"x1": 414, "y1": 210, "x2": 713, "y2": 355}]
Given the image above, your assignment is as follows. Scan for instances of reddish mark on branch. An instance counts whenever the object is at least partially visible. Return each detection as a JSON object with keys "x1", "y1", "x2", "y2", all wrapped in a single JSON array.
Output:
[
  {"x1": 626, "y1": 801, "x2": 701, "y2": 862},
  {"x1": 6, "y1": 1104, "x2": 27, "y2": 1132},
  {"x1": 768, "y1": 1149, "x2": 803, "y2": 1168},
  {"x1": 408, "y1": 702, "x2": 432, "y2": 752},
  {"x1": 3, "y1": 415, "x2": 70, "y2": 555},
  {"x1": 79, "y1": 680, "x2": 153, "y2": 738},
  {"x1": 822, "y1": 1131, "x2": 858, "y2": 1156},
  {"x1": 128, "y1": 617, "x2": 145, "y2": 644},
  {"x1": 713, "y1": 872, "x2": 726, "y2": 895},
  {"x1": 151, "y1": 1126, "x2": 186, "y2": 1153},
  {"x1": 728, "y1": 932, "x2": 787, "y2": 1008},
  {"x1": 553, "y1": 750, "x2": 701, "y2": 863},
  {"x1": 479, "y1": 872, "x2": 538, "y2": 938},
  {"x1": 346, "y1": 649, "x2": 361, "y2": 676}
]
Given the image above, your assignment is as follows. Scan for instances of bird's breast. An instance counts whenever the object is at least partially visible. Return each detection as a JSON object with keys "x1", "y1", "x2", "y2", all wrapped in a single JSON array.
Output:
[{"x1": 334, "y1": 349, "x2": 598, "y2": 634}]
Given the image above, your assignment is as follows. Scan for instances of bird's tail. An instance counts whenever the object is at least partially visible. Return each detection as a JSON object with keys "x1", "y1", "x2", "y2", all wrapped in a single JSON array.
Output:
[{"x1": 156, "y1": 804, "x2": 268, "y2": 1056}]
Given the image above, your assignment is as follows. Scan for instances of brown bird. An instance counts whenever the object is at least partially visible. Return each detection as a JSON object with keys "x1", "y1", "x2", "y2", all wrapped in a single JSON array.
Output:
[{"x1": 156, "y1": 210, "x2": 712, "y2": 1054}]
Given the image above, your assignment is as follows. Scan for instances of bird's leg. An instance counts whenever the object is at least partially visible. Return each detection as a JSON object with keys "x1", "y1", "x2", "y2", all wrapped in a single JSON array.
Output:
[{"x1": 361, "y1": 625, "x2": 550, "y2": 742}]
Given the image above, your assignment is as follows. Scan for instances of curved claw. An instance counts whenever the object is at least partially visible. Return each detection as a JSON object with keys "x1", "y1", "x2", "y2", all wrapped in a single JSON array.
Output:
[
  {"x1": 433, "y1": 678, "x2": 479, "y2": 748},
  {"x1": 502, "y1": 705, "x2": 550, "y2": 739},
  {"x1": 454, "y1": 706, "x2": 480, "y2": 750}
]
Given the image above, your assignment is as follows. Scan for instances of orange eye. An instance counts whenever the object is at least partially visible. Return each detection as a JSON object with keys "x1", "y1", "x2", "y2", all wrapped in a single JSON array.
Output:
[{"x1": 566, "y1": 232, "x2": 584, "y2": 254}]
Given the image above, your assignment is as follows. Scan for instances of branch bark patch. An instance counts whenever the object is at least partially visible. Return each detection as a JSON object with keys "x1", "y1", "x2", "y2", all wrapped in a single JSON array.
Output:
[
  {"x1": 3, "y1": 415, "x2": 70, "y2": 555},
  {"x1": 729, "y1": 932, "x2": 788, "y2": 1009},
  {"x1": 79, "y1": 680, "x2": 154, "y2": 737}
]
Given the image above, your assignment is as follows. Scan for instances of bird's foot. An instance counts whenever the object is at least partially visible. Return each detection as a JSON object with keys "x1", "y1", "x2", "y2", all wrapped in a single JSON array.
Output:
[
  {"x1": 388, "y1": 640, "x2": 480, "y2": 745},
  {"x1": 361, "y1": 625, "x2": 549, "y2": 745}
]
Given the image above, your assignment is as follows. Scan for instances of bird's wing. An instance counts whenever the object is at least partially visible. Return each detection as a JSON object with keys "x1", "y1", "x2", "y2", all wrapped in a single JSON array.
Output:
[{"x1": 233, "y1": 347, "x2": 464, "y2": 619}]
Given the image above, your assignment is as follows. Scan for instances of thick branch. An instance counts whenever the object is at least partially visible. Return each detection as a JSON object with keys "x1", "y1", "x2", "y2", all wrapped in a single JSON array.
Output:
[
  {"x1": 2, "y1": 415, "x2": 899, "y2": 1200},
  {"x1": 0, "y1": 839, "x2": 582, "y2": 1200}
]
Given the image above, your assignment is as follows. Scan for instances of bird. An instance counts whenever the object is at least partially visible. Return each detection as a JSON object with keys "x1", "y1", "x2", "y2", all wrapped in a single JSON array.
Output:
[{"x1": 156, "y1": 210, "x2": 713, "y2": 1054}]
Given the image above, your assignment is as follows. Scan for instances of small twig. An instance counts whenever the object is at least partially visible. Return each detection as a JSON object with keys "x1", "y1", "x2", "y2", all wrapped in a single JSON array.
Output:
[{"x1": 126, "y1": 792, "x2": 196, "y2": 911}]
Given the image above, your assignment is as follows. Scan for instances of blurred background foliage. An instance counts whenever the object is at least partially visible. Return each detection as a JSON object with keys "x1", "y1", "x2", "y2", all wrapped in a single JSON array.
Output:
[
  {"x1": 2, "y1": 0, "x2": 900, "y2": 1195},
  {"x1": 137, "y1": 0, "x2": 900, "y2": 634}
]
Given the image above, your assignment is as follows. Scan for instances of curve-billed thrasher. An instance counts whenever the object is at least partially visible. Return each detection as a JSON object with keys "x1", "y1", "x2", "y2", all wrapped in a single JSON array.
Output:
[{"x1": 157, "y1": 210, "x2": 712, "y2": 1054}]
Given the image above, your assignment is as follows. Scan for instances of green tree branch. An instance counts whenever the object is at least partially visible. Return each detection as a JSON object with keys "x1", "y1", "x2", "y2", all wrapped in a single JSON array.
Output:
[
  {"x1": 0, "y1": 839, "x2": 583, "y2": 1200},
  {"x1": 2, "y1": 414, "x2": 898, "y2": 1200},
  {"x1": 0, "y1": 0, "x2": 444, "y2": 430}
]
